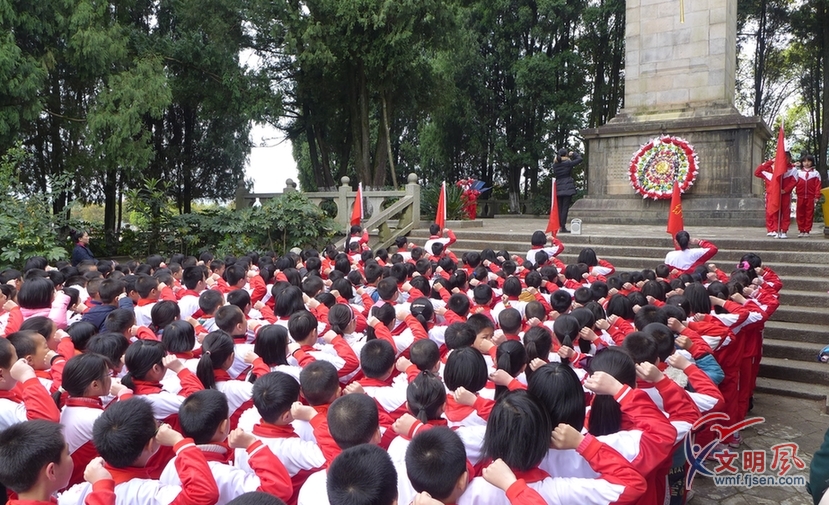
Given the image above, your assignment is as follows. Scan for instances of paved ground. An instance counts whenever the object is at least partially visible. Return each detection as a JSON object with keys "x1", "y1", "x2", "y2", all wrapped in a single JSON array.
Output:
[{"x1": 448, "y1": 218, "x2": 829, "y2": 502}]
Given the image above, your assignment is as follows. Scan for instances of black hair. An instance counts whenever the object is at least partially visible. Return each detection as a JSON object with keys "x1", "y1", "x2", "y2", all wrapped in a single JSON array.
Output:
[
  {"x1": 302, "y1": 276, "x2": 325, "y2": 298},
  {"x1": 121, "y1": 339, "x2": 166, "y2": 390},
  {"x1": 19, "y1": 316, "x2": 54, "y2": 340},
  {"x1": 226, "y1": 492, "x2": 286, "y2": 505},
  {"x1": 495, "y1": 340, "x2": 526, "y2": 400},
  {"x1": 288, "y1": 310, "x2": 318, "y2": 344},
  {"x1": 227, "y1": 289, "x2": 252, "y2": 312},
  {"x1": 54, "y1": 353, "x2": 111, "y2": 406},
  {"x1": 366, "y1": 304, "x2": 395, "y2": 341},
  {"x1": 683, "y1": 283, "x2": 711, "y2": 315},
  {"x1": 483, "y1": 390, "x2": 551, "y2": 471},
  {"x1": 149, "y1": 300, "x2": 181, "y2": 335},
  {"x1": 328, "y1": 304, "x2": 354, "y2": 337},
  {"x1": 181, "y1": 266, "x2": 204, "y2": 291},
  {"x1": 523, "y1": 326, "x2": 553, "y2": 382},
  {"x1": 162, "y1": 320, "x2": 197, "y2": 354},
  {"x1": 623, "y1": 331, "x2": 659, "y2": 364},
  {"x1": 550, "y1": 289, "x2": 572, "y2": 313},
  {"x1": 587, "y1": 347, "x2": 636, "y2": 437},
  {"x1": 327, "y1": 394, "x2": 379, "y2": 449},
  {"x1": 96, "y1": 279, "x2": 123, "y2": 304},
  {"x1": 198, "y1": 289, "x2": 224, "y2": 315},
  {"x1": 24, "y1": 256, "x2": 48, "y2": 273},
  {"x1": 7, "y1": 330, "x2": 41, "y2": 362},
  {"x1": 252, "y1": 372, "x2": 300, "y2": 424},
  {"x1": 360, "y1": 340, "x2": 396, "y2": 379},
  {"x1": 409, "y1": 339, "x2": 440, "y2": 372},
  {"x1": 405, "y1": 427, "x2": 467, "y2": 500},
  {"x1": 0, "y1": 420, "x2": 66, "y2": 493},
  {"x1": 524, "y1": 301, "x2": 546, "y2": 322},
  {"x1": 197, "y1": 331, "x2": 235, "y2": 389},
  {"x1": 530, "y1": 230, "x2": 546, "y2": 247},
  {"x1": 641, "y1": 280, "x2": 666, "y2": 302},
  {"x1": 327, "y1": 444, "x2": 397, "y2": 505},
  {"x1": 502, "y1": 277, "x2": 522, "y2": 298},
  {"x1": 254, "y1": 325, "x2": 290, "y2": 367},
  {"x1": 574, "y1": 287, "x2": 593, "y2": 305},
  {"x1": 465, "y1": 313, "x2": 494, "y2": 337},
  {"x1": 606, "y1": 294, "x2": 634, "y2": 320},
  {"x1": 179, "y1": 389, "x2": 229, "y2": 444},
  {"x1": 224, "y1": 265, "x2": 245, "y2": 288},
  {"x1": 444, "y1": 347, "x2": 487, "y2": 392},
  {"x1": 569, "y1": 308, "x2": 597, "y2": 353},
  {"x1": 675, "y1": 231, "x2": 690, "y2": 250},
  {"x1": 409, "y1": 297, "x2": 434, "y2": 330},
  {"x1": 17, "y1": 277, "x2": 54, "y2": 309},
  {"x1": 66, "y1": 321, "x2": 98, "y2": 352},
  {"x1": 444, "y1": 322, "x2": 477, "y2": 351},
  {"x1": 300, "y1": 361, "x2": 340, "y2": 406},
  {"x1": 528, "y1": 362, "x2": 585, "y2": 431},
  {"x1": 577, "y1": 248, "x2": 598, "y2": 267},
  {"x1": 93, "y1": 397, "x2": 157, "y2": 468},
  {"x1": 553, "y1": 315, "x2": 580, "y2": 360},
  {"x1": 104, "y1": 308, "x2": 136, "y2": 334},
  {"x1": 472, "y1": 284, "x2": 493, "y2": 306},
  {"x1": 590, "y1": 281, "x2": 608, "y2": 301},
  {"x1": 630, "y1": 303, "x2": 664, "y2": 330},
  {"x1": 0, "y1": 337, "x2": 14, "y2": 370},
  {"x1": 214, "y1": 305, "x2": 246, "y2": 336},
  {"x1": 135, "y1": 275, "x2": 158, "y2": 299},
  {"x1": 406, "y1": 371, "x2": 446, "y2": 423},
  {"x1": 643, "y1": 323, "x2": 676, "y2": 362},
  {"x1": 85, "y1": 333, "x2": 130, "y2": 369},
  {"x1": 376, "y1": 277, "x2": 399, "y2": 302},
  {"x1": 497, "y1": 308, "x2": 522, "y2": 335},
  {"x1": 627, "y1": 291, "x2": 647, "y2": 308}
]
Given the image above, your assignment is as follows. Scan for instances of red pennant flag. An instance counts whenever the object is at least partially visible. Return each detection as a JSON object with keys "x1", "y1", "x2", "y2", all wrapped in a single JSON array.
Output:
[
  {"x1": 545, "y1": 179, "x2": 560, "y2": 236},
  {"x1": 350, "y1": 182, "x2": 363, "y2": 226},
  {"x1": 667, "y1": 180, "x2": 684, "y2": 235},
  {"x1": 435, "y1": 181, "x2": 447, "y2": 230},
  {"x1": 767, "y1": 124, "x2": 787, "y2": 216}
]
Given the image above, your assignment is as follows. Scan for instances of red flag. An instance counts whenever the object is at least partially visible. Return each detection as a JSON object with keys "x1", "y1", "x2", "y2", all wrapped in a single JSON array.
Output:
[
  {"x1": 435, "y1": 181, "x2": 447, "y2": 230},
  {"x1": 767, "y1": 125, "x2": 787, "y2": 216},
  {"x1": 350, "y1": 182, "x2": 363, "y2": 226},
  {"x1": 545, "y1": 179, "x2": 560, "y2": 236},
  {"x1": 667, "y1": 180, "x2": 684, "y2": 235}
]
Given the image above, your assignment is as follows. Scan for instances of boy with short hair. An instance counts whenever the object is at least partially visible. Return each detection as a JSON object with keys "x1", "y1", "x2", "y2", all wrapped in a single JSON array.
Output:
[
  {"x1": 57, "y1": 397, "x2": 219, "y2": 505},
  {"x1": 161, "y1": 389, "x2": 292, "y2": 505},
  {"x1": 327, "y1": 444, "x2": 398, "y2": 505},
  {"x1": 288, "y1": 311, "x2": 359, "y2": 384},
  {"x1": 0, "y1": 420, "x2": 114, "y2": 505},
  {"x1": 177, "y1": 266, "x2": 206, "y2": 319},
  {"x1": 0, "y1": 338, "x2": 60, "y2": 430}
]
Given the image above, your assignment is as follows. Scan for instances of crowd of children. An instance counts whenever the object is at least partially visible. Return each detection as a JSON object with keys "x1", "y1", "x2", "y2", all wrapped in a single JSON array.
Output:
[{"x1": 0, "y1": 222, "x2": 783, "y2": 505}]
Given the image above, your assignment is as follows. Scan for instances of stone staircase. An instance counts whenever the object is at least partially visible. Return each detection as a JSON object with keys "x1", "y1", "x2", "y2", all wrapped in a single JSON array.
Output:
[{"x1": 408, "y1": 222, "x2": 829, "y2": 402}]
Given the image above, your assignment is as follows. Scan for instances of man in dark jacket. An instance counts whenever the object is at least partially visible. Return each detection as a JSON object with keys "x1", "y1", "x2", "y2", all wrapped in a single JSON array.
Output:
[{"x1": 553, "y1": 149, "x2": 583, "y2": 232}]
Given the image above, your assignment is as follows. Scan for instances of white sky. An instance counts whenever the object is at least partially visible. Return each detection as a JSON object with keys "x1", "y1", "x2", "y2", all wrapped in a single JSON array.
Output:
[{"x1": 246, "y1": 122, "x2": 299, "y2": 193}]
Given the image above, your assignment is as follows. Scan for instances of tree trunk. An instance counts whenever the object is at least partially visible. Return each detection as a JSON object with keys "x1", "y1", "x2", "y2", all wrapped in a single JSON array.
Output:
[
  {"x1": 104, "y1": 167, "x2": 117, "y2": 251},
  {"x1": 183, "y1": 106, "x2": 194, "y2": 214},
  {"x1": 820, "y1": 11, "x2": 829, "y2": 179},
  {"x1": 382, "y1": 94, "x2": 397, "y2": 188},
  {"x1": 754, "y1": 0, "x2": 767, "y2": 117}
]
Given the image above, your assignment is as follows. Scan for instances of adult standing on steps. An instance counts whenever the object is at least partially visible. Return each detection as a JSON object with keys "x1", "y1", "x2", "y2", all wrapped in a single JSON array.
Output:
[{"x1": 553, "y1": 148, "x2": 582, "y2": 233}]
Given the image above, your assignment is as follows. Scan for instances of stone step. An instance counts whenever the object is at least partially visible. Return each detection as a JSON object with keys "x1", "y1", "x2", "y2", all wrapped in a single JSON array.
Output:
[
  {"x1": 764, "y1": 321, "x2": 829, "y2": 345},
  {"x1": 762, "y1": 338, "x2": 825, "y2": 362},
  {"x1": 753, "y1": 377, "x2": 829, "y2": 402},
  {"x1": 759, "y1": 356, "x2": 829, "y2": 385},
  {"x1": 771, "y1": 305, "x2": 829, "y2": 326},
  {"x1": 779, "y1": 290, "x2": 829, "y2": 308},
  {"x1": 781, "y1": 276, "x2": 827, "y2": 292}
]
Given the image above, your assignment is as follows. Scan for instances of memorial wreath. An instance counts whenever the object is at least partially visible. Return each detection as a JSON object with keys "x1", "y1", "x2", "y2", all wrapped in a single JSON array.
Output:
[{"x1": 629, "y1": 136, "x2": 698, "y2": 199}]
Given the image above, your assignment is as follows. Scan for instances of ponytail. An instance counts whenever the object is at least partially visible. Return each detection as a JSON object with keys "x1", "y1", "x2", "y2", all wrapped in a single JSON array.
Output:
[
  {"x1": 495, "y1": 340, "x2": 526, "y2": 400},
  {"x1": 587, "y1": 348, "x2": 636, "y2": 437},
  {"x1": 523, "y1": 326, "x2": 553, "y2": 382},
  {"x1": 406, "y1": 371, "x2": 446, "y2": 425},
  {"x1": 197, "y1": 331, "x2": 235, "y2": 390},
  {"x1": 327, "y1": 304, "x2": 353, "y2": 337}
]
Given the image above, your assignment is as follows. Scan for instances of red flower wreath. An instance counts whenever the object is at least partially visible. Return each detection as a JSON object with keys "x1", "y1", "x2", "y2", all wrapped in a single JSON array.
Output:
[{"x1": 629, "y1": 136, "x2": 699, "y2": 200}]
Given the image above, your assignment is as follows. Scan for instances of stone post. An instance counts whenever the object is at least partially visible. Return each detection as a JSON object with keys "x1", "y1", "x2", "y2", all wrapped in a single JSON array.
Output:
[
  {"x1": 337, "y1": 176, "x2": 351, "y2": 231},
  {"x1": 234, "y1": 179, "x2": 246, "y2": 210},
  {"x1": 405, "y1": 173, "x2": 421, "y2": 229}
]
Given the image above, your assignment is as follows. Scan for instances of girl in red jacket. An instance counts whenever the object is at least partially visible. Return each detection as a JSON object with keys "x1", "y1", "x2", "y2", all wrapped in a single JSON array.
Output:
[{"x1": 796, "y1": 154, "x2": 822, "y2": 236}]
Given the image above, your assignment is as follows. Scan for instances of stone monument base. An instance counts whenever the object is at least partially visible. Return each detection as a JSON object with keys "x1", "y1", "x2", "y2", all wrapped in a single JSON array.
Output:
[{"x1": 572, "y1": 111, "x2": 772, "y2": 228}]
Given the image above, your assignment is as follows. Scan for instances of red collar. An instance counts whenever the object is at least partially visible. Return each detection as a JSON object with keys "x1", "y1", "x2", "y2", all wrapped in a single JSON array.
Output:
[
  {"x1": 179, "y1": 290, "x2": 200, "y2": 298},
  {"x1": 198, "y1": 444, "x2": 231, "y2": 464},
  {"x1": 512, "y1": 467, "x2": 550, "y2": 483},
  {"x1": 444, "y1": 395, "x2": 477, "y2": 421},
  {"x1": 65, "y1": 397, "x2": 104, "y2": 409},
  {"x1": 104, "y1": 463, "x2": 150, "y2": 485},
  {"x1": 137, "y1": 298, "x2": 156, "y2": 307},
  {"x1": 0, "y1": 389, "x2": 21, "y2": 403},
  {"x1": 358, "y1": 377, "x2": 394, "y2": 388},
  {"x1": 214, "y1": 369, "x2": 232, "y2": 382},
  {"x1": 253, "y1": 423, "x2": 299, "y2": 439},
  {"x1": 132, "y1": 379, "x2": 163, "y2": 396},
  {"x1": 174, "y1": 351, "x2": 195, "y2": 360}
]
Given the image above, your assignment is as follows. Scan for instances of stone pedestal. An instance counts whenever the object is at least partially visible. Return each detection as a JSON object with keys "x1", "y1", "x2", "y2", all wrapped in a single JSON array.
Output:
[{"x1": 573, "y1": 0, "x2": 774, "y2": 227}]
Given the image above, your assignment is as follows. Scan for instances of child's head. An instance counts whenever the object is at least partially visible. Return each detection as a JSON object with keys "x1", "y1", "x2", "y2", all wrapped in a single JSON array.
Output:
[
  {"x1": 328, "y1": 304, "x2": 357, "y2": 336},
  {"x1": 122, "y1": 339, "x2": 167, "y2": 390},
  {"x1": 633, "y1": 304, "x2": 667, "y2": 331},
  {"x1": 179, "y1": 389, "x2": 230, "y2": 444},
  {"x1": 150, "y1": 300, "x2": 180, "y2": 334},
  {"x1": 135, "y1": 274, "x2": 159, "y2": 300},
  {"x1": 58, "y1": 353, "x2": 111, "y2": 402},
  {"x1": 606, "y1": 294, "x2": 634, "y2": 320},
  {"x1": 406, "y1": 371, "x2": 446, "y2": 423},
  {"x1": 327, "y1": 444, "x2": 397, "y2": 505},
  {"x1": 483, "y1": 390, "x2": 550, "y2": 471},
  {"x1": 161, "y1": 320, "x2": 197, "y2": 355},
  {"x1": 623, "y1": 331, "x2": 659, "y2": 365},
  {"x1": 182, "y1": 266, "x2": 206, "y2": 291},
  {"x1": 104, "y1": 308, "x2": 137, "y2": 337},
  {"x1": 85, "y1": 333, "x2": 130, "y2": 375},
  {"x1": 494, "y1": 340, "x2": 526, "y2": 399},
  {"x1": 444, "y1": 322, "x2": 477, "y2": 351},
  {"x1": 19, "y1": 316, "x2": 57, "y2": 349},
  {"x1": 472, "y1": 284, "x2": 493, "y2": 306},
  {"x1": 299, "y1": 361, "x2": 340, "y2": 406},
  {"x1": 17, "y1": 277, "x2": 55, "y2": 310},
  {"x1": 199, "y1": 289, "x2": 224, "y2": 316},
  {"x1": 253, "y1": 372, "x2": 300, "y2": 424},
  {"x1": 409, "y1": 339, "x2": 440, "y2": 373},
  {"x1": 288, "y1": 310, "x2": 318, "y2": 345},
  {"x1": 275, "y1": 286, "x2": 305, "y2": 318},
  {"x1": 527, "y1": 362, "x2": 585, "y2": 431},
  {"x1": 376, "y1": 277, "x2": 400, "y2": 303},
  {"x1": 93, "y1": 397, "x2": 159, "y2": 468},
  {"x1": 550, "y1": 289, "x2": 572, "y2": 314},
  {"x1": 530, "y1": 230, "x2": 547, "y2": 247},
  {"x1": 573, "y1": 287, "x2": 593, "y2": 306},
  {"x1": 327, "y1": 394, "x2": 380, "y2": 449},
  {"x1": 406, "y1": 427, "x2": 468, "y2": 502},
  {"x1": 253, "y1": 325, "x2": 291, "y2": 368},
  {"x1": 552, "y1": 314, "x2": 580, "y2": 350},
  {"x1": 444, "y1": 347, "x2": 487, "y2": 393},
  {"x1": 0, "y1": 420, "x2": 73, "y2": 494},
  {"x1": 643, "y1": 323, "x2": 676, "y2": 362},
  {"x1": 497, "y1": 308, "x2": 522, "y2": 335},
  {"x1": 227, "y1": 289, "x2": 252, "y2": 315},
  {"x1": 227, "y1": 492, "x2": 286, "y2": 505},
  {"x1": 66, "y1": 321, "x2": 98, "y2": 352},
  {"x1": 587, "y1": 348, "x2": 636, "y2": 437},
  {"x1": 360, "y1": 340, "x2": 396, "y2": 380},
  {"x1": 215, "y1": 305, "x2": 246, "y2": 336},
  {"x1": 197, "y1": 331, "x2": 236, "y2": 389},
  {"x1": 502, "y1": 277, "x2": 522, "y2": 298},
  {"x1": 7, "y1": 330, "x2": 50, "y2": 371},
  {"x1": 522, "y1": 326, "x2": 553, "y2": 381}
]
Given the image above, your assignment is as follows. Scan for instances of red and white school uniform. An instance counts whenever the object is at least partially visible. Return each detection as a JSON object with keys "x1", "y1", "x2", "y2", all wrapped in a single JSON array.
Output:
[
  {"x1": 0, "y1": 377, "x2": 61, "y2": 431},
  {"x1": 664, "y1": 240, "x2": 718, "y2": 276},
  {"x1": 160, "y1": 441, "x2": 292, "y2": 505},
  {"x1": 423, "y1": 230, "x2": 457, "y2": 257},
  {"x1": 133, "y1": 299, "x2": 158, "y2": 327},
  {"x1": 296, "y1": 469, "x2": 329, "y2": 505},
  {"x1": 458, "y1": 434, "x2": 647, "y2": 505},
  {"x1": 57, "y1": 438, "x2": 219, "y2": 505},
  {"x1": 444, "y1": 393, "x2": 494, "y2": 428},
  {"x1": 796, "y1": 167, "x2": 822, "y2": 233},
  {"x1": 211, "y1": 370, "x2": 254, "y2": 430},
  {"x1": 176, "y1": 290, "x2": 201, "y2": 319},
  {"x1": 15, "y1": 480, "x2": 115, "y2": 505},
  {"x1": 755, "y1": 160, "x2": 798, "y2": 233},
  {"x1": 235, "y1": 422, "x2": 326, "y2": 505},
  {"x1": 298, "y1": 336, "x2": 360, "y2": 384},
  {"x1": 525, "y1": 238, "x2": 565, "y2": 266}
]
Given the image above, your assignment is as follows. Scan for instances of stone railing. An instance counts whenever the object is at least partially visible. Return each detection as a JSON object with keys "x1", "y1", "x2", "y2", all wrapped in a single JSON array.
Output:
[{"x1": 236, "y1": 174, "x2": 421, "y2": 250}]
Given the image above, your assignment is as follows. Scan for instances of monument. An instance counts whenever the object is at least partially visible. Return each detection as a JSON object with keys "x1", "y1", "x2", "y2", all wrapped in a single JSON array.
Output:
[{"x1": 572, "y1": 0, "x2": 772, "y2": 226}]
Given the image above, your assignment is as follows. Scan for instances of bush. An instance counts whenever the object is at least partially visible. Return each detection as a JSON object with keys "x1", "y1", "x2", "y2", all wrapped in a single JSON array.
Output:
[{"x1": 421, "y1": 183, "x2": 467, "y2": 221}]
